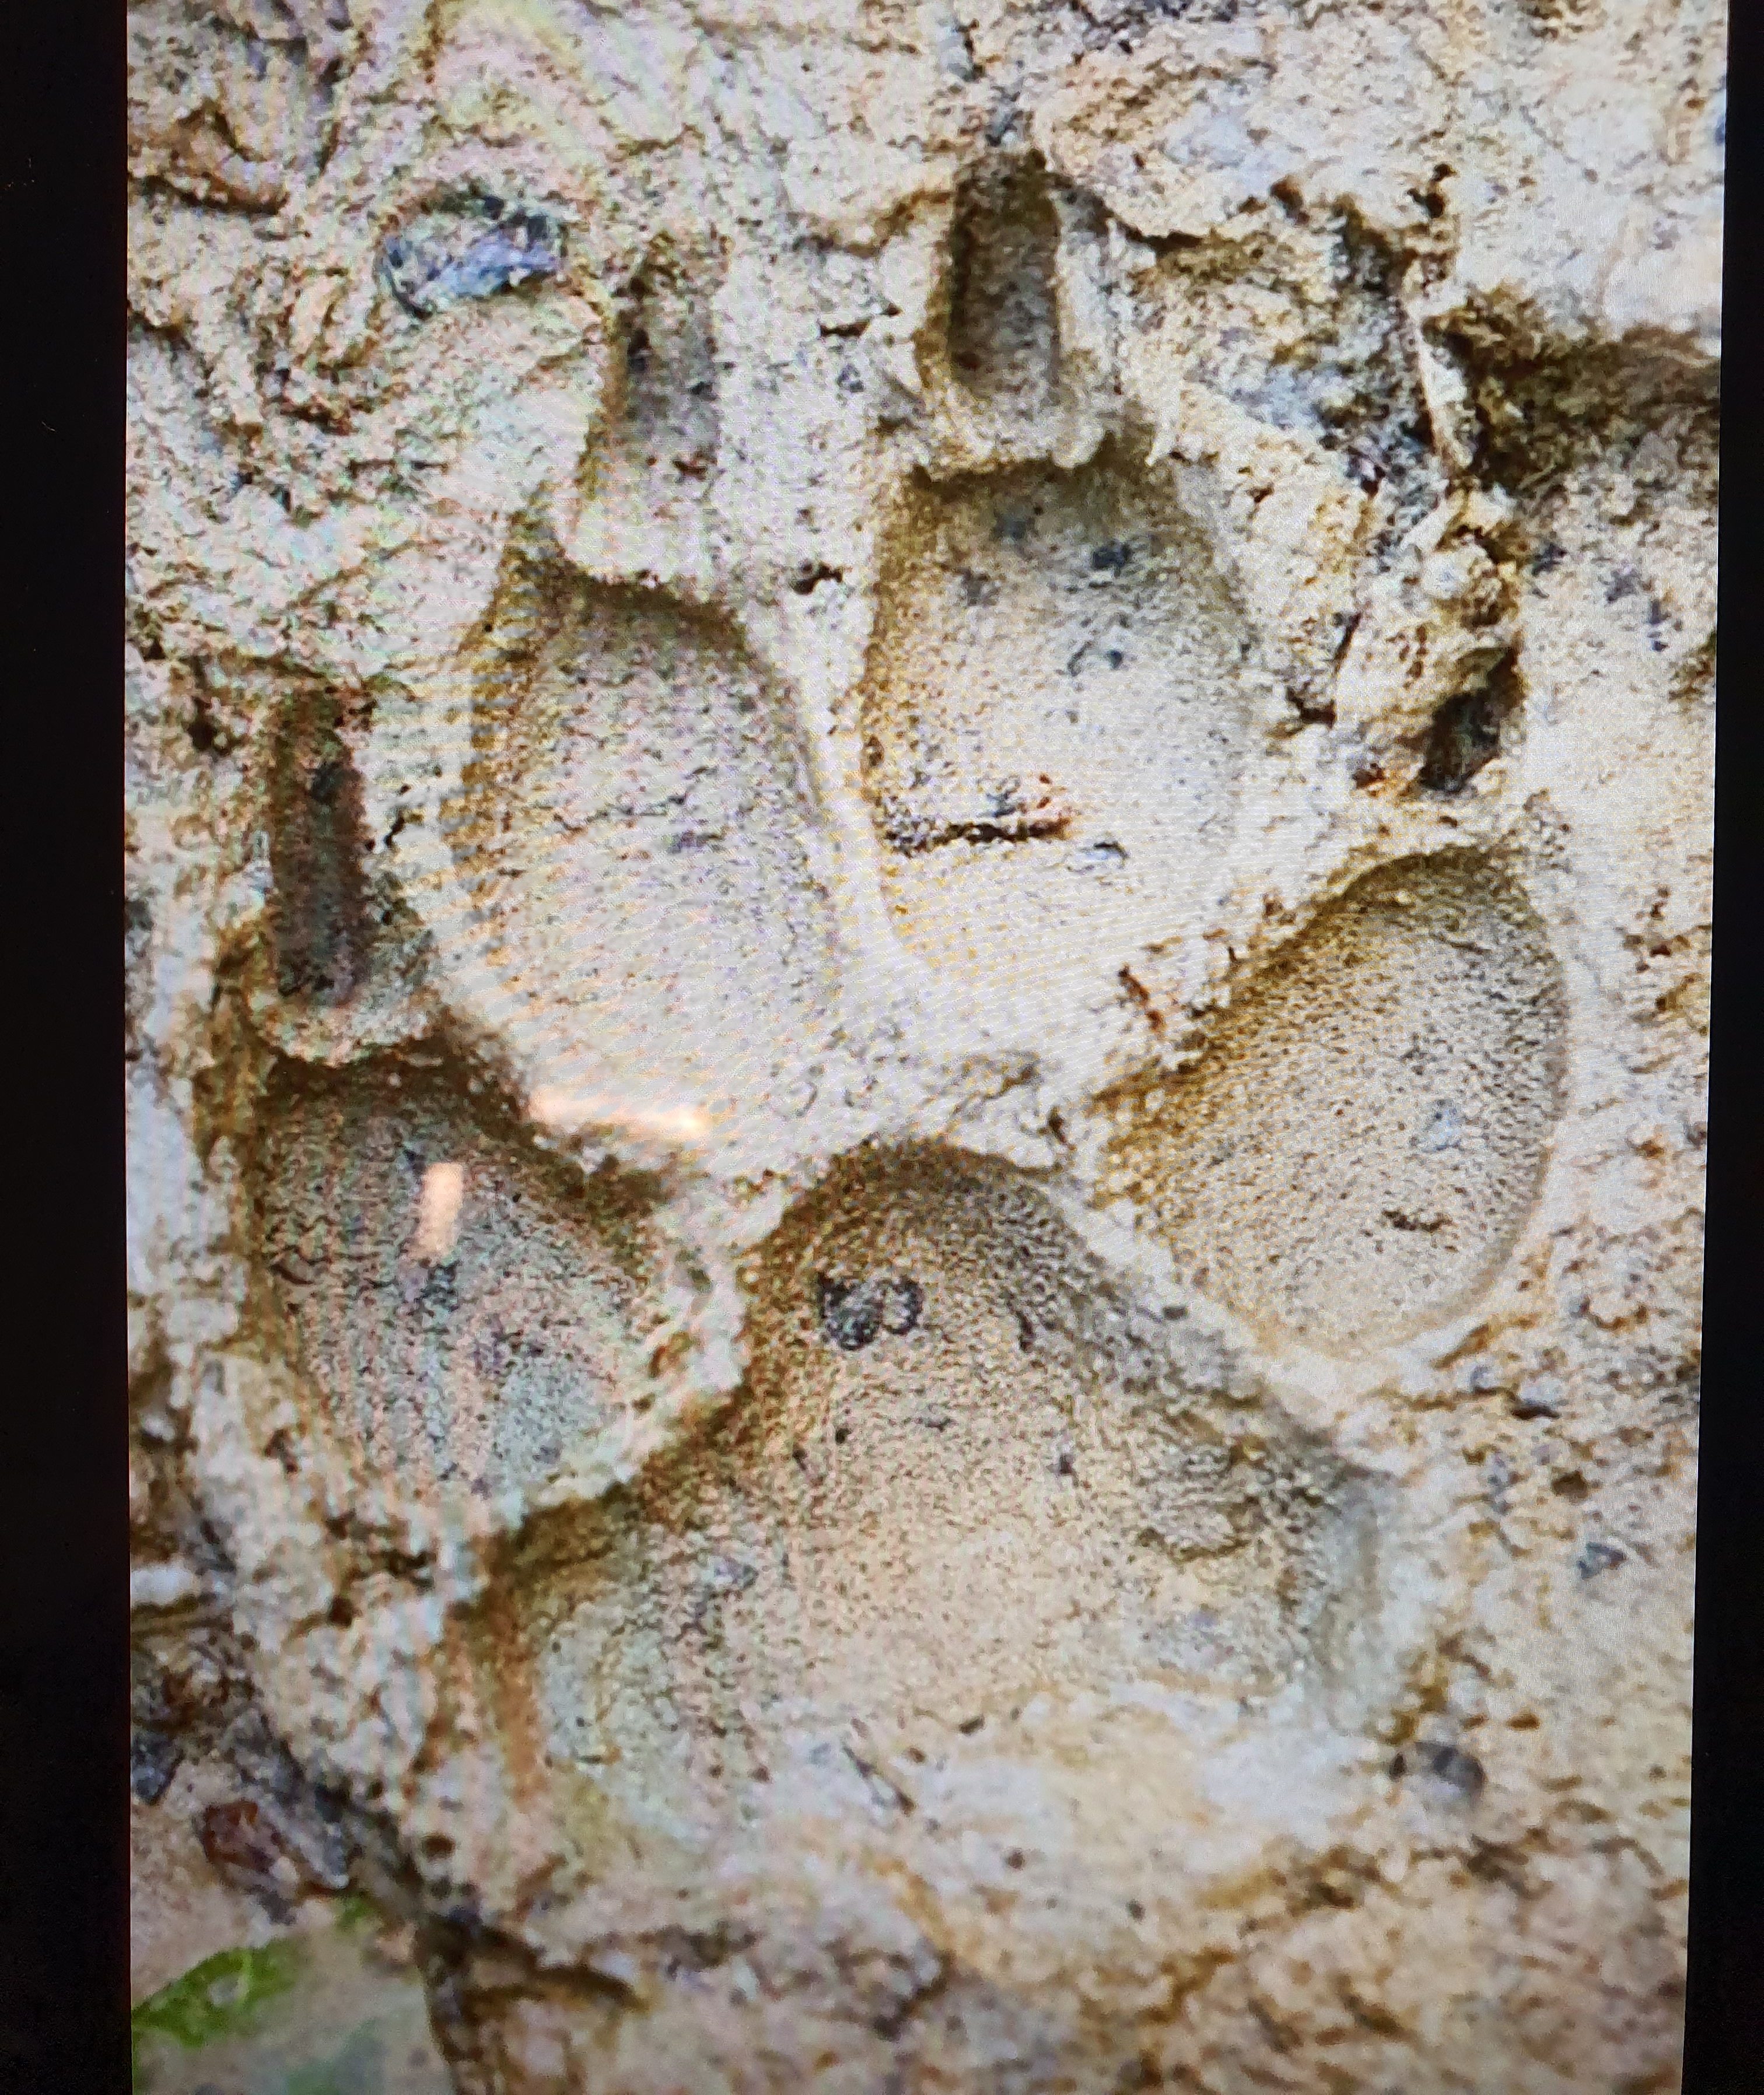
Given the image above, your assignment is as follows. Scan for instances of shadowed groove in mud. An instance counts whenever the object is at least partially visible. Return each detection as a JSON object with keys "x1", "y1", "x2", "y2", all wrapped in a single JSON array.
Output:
[
  {"x1": 945, "y1": 157, "x2": 1063, "y2": 431},
  {"x1": 572, "y1": 227, "x2": 725, "y2": 571},
  {"x1": 250, "y1": 1051, "x2": 662, "y2": 1508},
  {"x1": 616, "y1": 235, "x2": 720, "y2": 479},
  {"x1": 268, "y1": 686, "x2": 374, "y2": 1008},
  {"x1": 1101, "y1": 853, "x2": 1568, "y2": 1355},
  {"x1": 247, "y1": 669, "x2": 438, "y2": 1062}
]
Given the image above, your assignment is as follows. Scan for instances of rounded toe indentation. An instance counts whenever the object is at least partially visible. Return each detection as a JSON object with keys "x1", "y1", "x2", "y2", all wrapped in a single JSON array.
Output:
[
  {"x1": 1100, "y1": 853, "x2": 1568, "y2": 1355},
  {"x1": 443, "y1": 561, "x2": 838, "y2": 1153},
  {"x1": 252, "y1": 1053, "x2": 662, "y2": 1511},
  {"x1": 860, "y1": 454, "x2": 1252, "y2": 1005}
]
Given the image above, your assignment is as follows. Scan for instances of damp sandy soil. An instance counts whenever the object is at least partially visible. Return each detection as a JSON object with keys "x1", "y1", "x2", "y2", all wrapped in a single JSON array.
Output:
[{"x1": 128, "y1": 0, "x2": 1716, "y2": 2085}]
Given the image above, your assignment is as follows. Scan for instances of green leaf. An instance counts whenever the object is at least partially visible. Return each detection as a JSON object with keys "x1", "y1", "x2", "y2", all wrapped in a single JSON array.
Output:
[{"x1": 131, "y1": 1940, "x2": 304, "y2": 2055}]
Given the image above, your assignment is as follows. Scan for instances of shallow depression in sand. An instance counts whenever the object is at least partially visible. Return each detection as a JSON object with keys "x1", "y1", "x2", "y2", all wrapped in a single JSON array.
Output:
[
  {"x1": 859, "y1": 453, "x2": 1251, "y2": 1001},
  {"x1": 511, "y1": 1147, "x2": 1379, "y2": 1845},
  {"x1": 1101, "y1": 853, "x2": 1568, "y2": 1356},
  {"x1": 442, "y1": 555, "x2": 838, "y2": 1147},
  {"x1": 251, "y1": 1053, "x2": 661, "y2": 1508}
]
